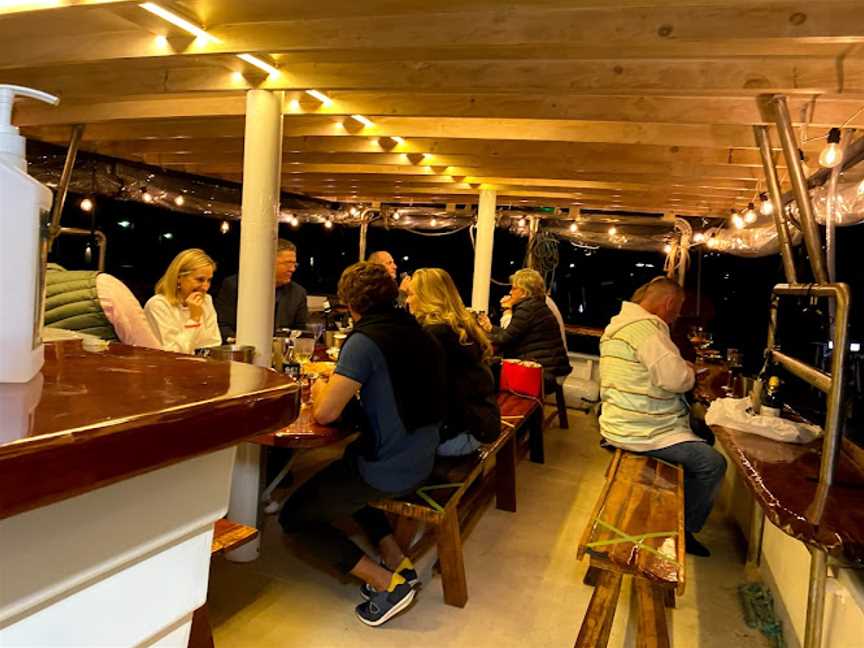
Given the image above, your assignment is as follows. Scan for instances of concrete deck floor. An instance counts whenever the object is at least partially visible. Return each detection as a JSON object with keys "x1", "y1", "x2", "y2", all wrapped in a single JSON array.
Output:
[{"x1": 208, "y1": 410, "x2": 769, "y2": 647}]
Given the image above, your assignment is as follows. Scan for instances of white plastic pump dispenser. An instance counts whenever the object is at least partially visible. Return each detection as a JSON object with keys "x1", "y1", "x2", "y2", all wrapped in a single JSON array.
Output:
[{"x1": 0, "y1": 84, "x2": 60, "y2": 383}]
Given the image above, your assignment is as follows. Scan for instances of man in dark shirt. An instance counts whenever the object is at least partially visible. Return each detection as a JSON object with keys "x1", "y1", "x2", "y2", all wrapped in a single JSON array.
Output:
[{"x1": 214, "y1": 239, "x2": 308, "y2": 342}]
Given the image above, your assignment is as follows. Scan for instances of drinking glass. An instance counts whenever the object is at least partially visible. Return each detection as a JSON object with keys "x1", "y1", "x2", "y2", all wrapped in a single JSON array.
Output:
[{"x1": 294, "y1": 337, "x2": 315, "y2": 366}]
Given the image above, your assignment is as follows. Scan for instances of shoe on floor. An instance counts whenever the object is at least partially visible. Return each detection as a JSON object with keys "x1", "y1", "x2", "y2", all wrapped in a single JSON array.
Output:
[
  {"x1": 360, "y1": 560, "x2": 419, "y2": 601},
  {"x1": 355, "y1": 581, "x2": 415, "y2": 627},
  {"x1": 685, "y1": 531, "x2": 711, "y2": 557}
]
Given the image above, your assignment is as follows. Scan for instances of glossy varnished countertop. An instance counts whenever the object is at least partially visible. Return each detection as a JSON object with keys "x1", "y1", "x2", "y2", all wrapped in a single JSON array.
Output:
[{"x1": 0, "y1": 341, "x2": 300, "y2": 519}]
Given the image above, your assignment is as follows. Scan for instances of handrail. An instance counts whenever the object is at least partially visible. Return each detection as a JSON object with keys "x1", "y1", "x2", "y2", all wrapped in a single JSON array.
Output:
[{"x1": 56, "y1": 227, "x2": 107, "y2": 272}]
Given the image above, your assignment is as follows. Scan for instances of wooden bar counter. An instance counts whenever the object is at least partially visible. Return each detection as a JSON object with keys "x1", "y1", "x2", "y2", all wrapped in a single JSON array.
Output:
[{"x1": 0, "y1": 340, "x2": 300, "y2": 647}]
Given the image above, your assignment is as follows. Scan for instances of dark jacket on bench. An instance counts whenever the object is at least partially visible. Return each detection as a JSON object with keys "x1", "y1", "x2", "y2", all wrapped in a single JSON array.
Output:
[
  {"x1": 490, "y1": 296, "x2": 572, "y2": 383},
  {"x1": 425, "y1": 323, "x2": 501, "y2": 445}
]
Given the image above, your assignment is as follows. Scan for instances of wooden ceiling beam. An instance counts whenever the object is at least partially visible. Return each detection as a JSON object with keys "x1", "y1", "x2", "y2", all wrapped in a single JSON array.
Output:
[
  {"x1": 3, "y1": 3, "x2": 863, "y2": 70},
  {"x1": 15, "y1": 92, "x2": 864, "y2": 129},
  {"x1": 5, "y1": 56, "x2": 863, "y2": 99}
]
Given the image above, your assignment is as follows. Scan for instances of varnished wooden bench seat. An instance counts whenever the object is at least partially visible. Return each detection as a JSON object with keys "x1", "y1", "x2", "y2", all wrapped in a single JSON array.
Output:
[
  {"x1": 189, "y1": 519, "x2": 259, "y2": 648},
  {"x1": 575, "y1": 450, "x2": 685, "y2": 648},
  {"x1": 369, "y1": 393, "x2": 540, "y2": 608}
]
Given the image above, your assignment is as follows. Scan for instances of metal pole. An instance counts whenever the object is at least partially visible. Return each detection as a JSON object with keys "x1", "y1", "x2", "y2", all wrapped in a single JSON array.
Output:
[
  {"x1": 822, "y1": 283, "x2": 850, "y2": 488},
  {"x1": 228, "y1": 89, "x2": 285, "y2": 562},
  {"x1": 770, "y1": 96, "x2": 828, "y2": 284},
  {"x1": 825, "y1": 130, "x2": 852, "y2": 285},
  {"x1": 803, "y1": 548, "x2": 828, "y2": 648},
  {"x1": 527, "y1": 215, "x2": 540, "y2": 269},
  {"x1": 47, "y1": 124, "x2": 85, "y2": 248},
  {"x1": 745, "y1": 502, "x2": 765, "y2": 570},
  {"x1": 696, "y1": 247, "x2": 703, "y2": 318},
  {"x1": 754, "y1": 125, "x2": 798, "y2": 285},
  {"x1": 677, "y1": 235, "x2": 690, "y2": 287},
  {"x1": 359, "y1": 214, "x2": 369, "y2": 262},
  {"x1": 471, "y1": 189, "x2": 497, "y2": 311}
]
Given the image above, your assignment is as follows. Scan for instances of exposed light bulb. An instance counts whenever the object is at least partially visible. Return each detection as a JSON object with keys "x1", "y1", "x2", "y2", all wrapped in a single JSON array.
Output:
[
  {"x1": 142, "y1": 190, "x2": 154, "y2": 203},
  {"x1": 430, "y1": 217, "x2": 438, "y2": 227},
  {"x1": 693, "y1": 232, "x2": 705, "y2": 243},
  {"x1": 608, "y1": 226, "x2": 617, "y2": 236},
  {"x1": 84, "y1": 243, "x2": 92, "y2": 264},
  {"x1": 220, "y1": 220, "x2": 230, "y2": 234},
  {"x1": 744, "y1": 202, "x2": 757, "y2": 224},
  {"x1": 569, "y1": 222, "x2": 578, "y2": 233},
  {"x1": 663, "y1": 243, "x2": 672, "y2": 254},
  {"x1": 819, "y1": 128, "x2": 843, "y2": 168},
  {"x1": 174, "y1": 194, "x2": 185, "y2": 207},
  {"x1": 517, "y1": 217, "x2": 526, "y2": 228},
  {"x1": 759, "y1": 193, "x2": 773, "y2": 216},
  {"x1": 707, "y1": 238, "x2": 718, "y2": 249},
  {"x1": 324, "y1": 219, "x2": 333, "y2": 229},
  {"x1": 392, "y1": 210, "x2": 401, "y2": 221},
  {"x1": 349, "y1": 206, "x2": 359, "y2": 217},
  {"x1": 732, "y1": 213, "x2": 745, "y2": 229},
  {"x1": 80, "y1": 197, "x2": 93, "y2": 212},
  {"x1": 290, "y1": 216, "x2": 300, "y2": 227}
]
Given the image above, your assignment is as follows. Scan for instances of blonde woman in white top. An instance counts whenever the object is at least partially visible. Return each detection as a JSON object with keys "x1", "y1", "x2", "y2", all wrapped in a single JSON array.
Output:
[{"x1": 145, "y1": 248, "x2": 222, "y2": 354}]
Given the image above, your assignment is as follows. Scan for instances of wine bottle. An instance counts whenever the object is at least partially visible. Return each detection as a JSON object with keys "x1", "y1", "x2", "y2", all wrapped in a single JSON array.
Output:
[{"x1": 761, "y1": 376, "x2": 783, "y2": 418}]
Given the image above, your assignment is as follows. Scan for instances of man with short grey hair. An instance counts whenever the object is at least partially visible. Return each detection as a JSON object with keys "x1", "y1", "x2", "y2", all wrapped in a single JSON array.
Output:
[
  {"x1": 599, "y1": 276, "x2": 726, "y2": 557},
  {"x1": 367, "y1": 250, "x2": 398, "y2": 279},
  {"x1": 215, "y1": 238, "x2": 308, "y2": 341}
]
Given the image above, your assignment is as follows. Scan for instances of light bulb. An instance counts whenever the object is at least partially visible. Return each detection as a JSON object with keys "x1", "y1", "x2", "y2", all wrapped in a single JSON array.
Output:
[
  {"x1": 142, "y1": 190, "x2": 154, "y2": 203},
  {"x1": 80, "y1": 197, "x2": 93, "y2": 212},
  {"x1": 732, "y1": 213, "x2": 745, "y2": 229},
  {"x1": 663, "y1": 243, "x2": 672, "y2": 254},
  {"x1": 220, "y1": 220, "x2": 230, "y2": 234},
  {"x1": 759, "y1": 193, "x2": 774, "y2": 216},
  {"x1": 819, "y1": 128, "x2": 843, "y2": 168},
  {"x1": 392, "y1": 210, "x2": 401, "y2": 221},
  {"x1": 174, "y1": 194, "x2": 185, "y2": 207},
  {"x1": 349, "y1": 206, "x2": 359, "y2": 217},
  {"x1": 569, "y1": 222, "x2": 578, "y2": 233},
  {"x1": 517, "y1": 217, "x2": 526, "y2": 228},
  {"x1": 430, "y1": 217, "x2": 438, "y2": 227},
  {"x1": 324, "y1": 219, "x2": 333, "y2": 229},
  {"x1": 744, "y1": 202, "x2": 757, "y2": 224},
  {"x1": 290, "y1": 216, "x2": 300, "y2": 227},
  {"x1": 608, "y1": 226, "x2": 617, "y2": 236},
  {"x1": 707, "y1": 238, "x2": 718, "y2": 249},
  {"x1": 693, "y1": 232, "x2": 705, "y2": 243}
]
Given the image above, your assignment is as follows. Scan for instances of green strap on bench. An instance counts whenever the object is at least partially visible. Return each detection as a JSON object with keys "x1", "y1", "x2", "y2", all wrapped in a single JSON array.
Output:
[
  {"x1": 416, "y1": 483, "x2": 465, "y2": 513},
  {"x1": 586, "y1": 518, "x2": 682, "y2": 569}
]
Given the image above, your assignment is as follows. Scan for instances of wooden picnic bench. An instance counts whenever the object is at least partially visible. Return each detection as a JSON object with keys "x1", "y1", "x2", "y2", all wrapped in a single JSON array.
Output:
[
  {"x1": 575, "y1": 450, "x2": 685, "y2": 648},
  {"x1": 369, "y1": 392, "x2": 542, "y2": 607}
]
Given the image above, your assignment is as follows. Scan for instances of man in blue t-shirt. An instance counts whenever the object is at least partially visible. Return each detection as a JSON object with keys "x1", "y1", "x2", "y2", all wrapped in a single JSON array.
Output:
[{"x1": 280, "y1": 262, "x2": 445, "y2": 627}]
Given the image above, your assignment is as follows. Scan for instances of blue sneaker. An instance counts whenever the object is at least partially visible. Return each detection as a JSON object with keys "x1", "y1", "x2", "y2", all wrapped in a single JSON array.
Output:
[
  {"x1": 355, "y1": 581, "x2": 416, "y2": 627},
  {"x1": 359, "y1": 561, "x2": 419, "y2": 601}
]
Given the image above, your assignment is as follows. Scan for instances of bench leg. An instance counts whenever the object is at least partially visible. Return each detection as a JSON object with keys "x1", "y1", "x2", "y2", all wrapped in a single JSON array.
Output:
[
  {"x1": 663, "y1": 587, "x2": 676, "y2": 609},
  {"x1": 634, "y1": 577, "x2": 671, "y2": 648},
  {"x1": 556, "y1": 384, "x2": 569, "y2": 429},
  {"x1": 189, "y1": 604, "x2": 215, "y2": 648},
  {"x1": 437, "y1": 511, "x2": 468, "y2": 608},
  {"x1": 495, "y1": 432, "x2": 518, "y2": 513},
  {"x1": 528, "y1": 408, "x2": 545, "y2": 464},
  {"x1": 583, "y1": 565, "x2": 601, "y2": 587},
  {"x1": 574, "y1": 570, "x2": 622, "y2": 648}
]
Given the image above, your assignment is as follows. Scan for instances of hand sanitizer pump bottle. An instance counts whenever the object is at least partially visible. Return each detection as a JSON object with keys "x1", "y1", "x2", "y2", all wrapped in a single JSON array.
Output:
[{"x1": 0, "y1": 85, "x2": 59, "y2": 383}]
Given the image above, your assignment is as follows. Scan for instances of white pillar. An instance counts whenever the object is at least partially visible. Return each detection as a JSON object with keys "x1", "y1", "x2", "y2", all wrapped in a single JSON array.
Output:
[
  {"x1": 471, "y1": 189, "x2": 496, "y2": 311},
  {"x1": 226, "y1": 89, "x2": 284, "y2": 562}
]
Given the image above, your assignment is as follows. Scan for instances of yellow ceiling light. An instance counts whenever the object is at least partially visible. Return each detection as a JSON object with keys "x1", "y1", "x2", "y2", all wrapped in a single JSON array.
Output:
[
  {"x1": 305, "y1": 89, "x2": 333, "y2": 106},
  {"x1": 349, "y1": 114, "x2": 375, "y2": 128},
  {"x1": 139, "y1": 3, "x2": 219, "y2": 43},
  {"x1": 236, "y1": 53, "x2": 280, "y2": 77}
]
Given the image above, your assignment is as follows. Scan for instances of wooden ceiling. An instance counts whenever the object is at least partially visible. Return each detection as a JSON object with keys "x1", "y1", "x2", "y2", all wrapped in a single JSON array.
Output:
[{"x1": 4, "y1": 0, "x2": 864, "y2": 216}]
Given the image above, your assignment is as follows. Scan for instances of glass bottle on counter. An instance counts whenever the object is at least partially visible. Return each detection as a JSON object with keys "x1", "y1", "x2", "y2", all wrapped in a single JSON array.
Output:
[{"x1": 761, "y1": 376, "x2": 783, "y2": 418}]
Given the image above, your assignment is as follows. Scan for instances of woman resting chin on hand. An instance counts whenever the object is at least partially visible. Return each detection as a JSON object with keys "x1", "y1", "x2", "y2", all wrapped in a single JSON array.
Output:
[{"x1": 145, "y1": 248, "x2": 222, "y2": 355}]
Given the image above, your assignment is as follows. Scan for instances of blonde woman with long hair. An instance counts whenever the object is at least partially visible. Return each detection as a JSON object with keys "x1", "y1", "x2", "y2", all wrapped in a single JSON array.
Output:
[
  {"x1": 144, "y1": 248, "x2": 221, "y2": 354},
  {"x1": 405, "y1": 268, "x2": 500, "y2": 456}
]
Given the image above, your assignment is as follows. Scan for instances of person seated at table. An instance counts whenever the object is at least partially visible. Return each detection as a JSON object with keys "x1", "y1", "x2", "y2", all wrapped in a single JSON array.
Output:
[
  {"x1": 598, "y1": 276, "x2": 726, "y2": 557},
  {"x1": 279, "y1": 261, "x2": 445, "y2": 627},
  {"x1": 214, "y1": 238, "x2": 307, "y2": 341},
  {"x1": 144, "y1": 248, "x2": 221, "y2": 354},
  {"x1": 479, "y1": 268, "x2": 571, "y2": 389},
  {"x1": 405, "y1": 268, "x2": 501, "y2": 456},
  {"x1": 499, "y1": 288, "x2": 567, "y2": 350},
  {"x1": 44, "y1": 263, "x2": 161, "y2": 349}
]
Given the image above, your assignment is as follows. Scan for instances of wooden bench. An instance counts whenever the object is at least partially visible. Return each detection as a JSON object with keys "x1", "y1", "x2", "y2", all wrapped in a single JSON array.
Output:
[
  {"x1": 189, "y1": 519, "x2": 259, "y2": 648},
  {"x1": 575, "y1": 450, "x2": 685, "y2": 648},
  {"x1": 369, "y1": 393, "x2": 541, "y2": 608}
]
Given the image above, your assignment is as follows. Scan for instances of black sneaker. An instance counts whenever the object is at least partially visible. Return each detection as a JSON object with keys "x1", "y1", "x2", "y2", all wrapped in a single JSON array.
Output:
[
  {"x1": 355, "y1": 581, "x2": 416, "y2": 627},
  {"x1": 360, "y1": 565, "x2": 419, "y2": 601},
  {"x1": 685, "y1": 531, "x2": 711, "y2": 557}
]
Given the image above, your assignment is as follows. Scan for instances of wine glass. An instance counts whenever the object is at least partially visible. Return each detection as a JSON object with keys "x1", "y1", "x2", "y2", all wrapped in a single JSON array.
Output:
[{"x1": 293, "y1": 337, "x2": 315, "y2": 366}]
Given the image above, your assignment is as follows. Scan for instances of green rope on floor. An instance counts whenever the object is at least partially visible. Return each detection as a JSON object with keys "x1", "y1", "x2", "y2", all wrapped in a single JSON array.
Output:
[{"x1": 738, "y1": 583, "x2": 785, "y2": 648}]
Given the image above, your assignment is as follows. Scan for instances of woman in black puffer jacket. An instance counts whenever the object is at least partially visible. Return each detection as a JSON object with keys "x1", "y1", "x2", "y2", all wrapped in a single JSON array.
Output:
[{"x1": 481, "y1": 269, "x2": 571, "y2": 386}]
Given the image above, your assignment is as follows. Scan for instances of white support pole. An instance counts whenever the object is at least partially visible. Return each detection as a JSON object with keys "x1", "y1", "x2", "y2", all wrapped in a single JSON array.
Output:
[
  {"x1": 226, "y1": 89, "x2": 284, "y2": 562},
  {"x1": 471, "y1": 189, "x2": 497, "y2": 311}
]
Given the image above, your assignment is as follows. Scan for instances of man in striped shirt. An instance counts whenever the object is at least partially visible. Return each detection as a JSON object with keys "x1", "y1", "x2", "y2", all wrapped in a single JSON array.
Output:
[{"x1": 599, "y1": 277, "x2": 726, "y2": 557}]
